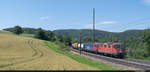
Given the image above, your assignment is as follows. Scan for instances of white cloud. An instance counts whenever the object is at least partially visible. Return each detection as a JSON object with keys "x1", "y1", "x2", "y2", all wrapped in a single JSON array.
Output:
[
  {"x1": 40, "y1": 16, "x2": 49, "y2": 20},
  {"x1": 144, "y1": 0, "x2": 150, "y2": 5},
  {"x1": 99, "y1": 21, "x2": 116, "y2": 24},
  {"x1": 84, "y1": 24, "x2": 93, "y2": 29},
  {"x1": 84, "y1": 21, "x2": 117, "y2": 29}
]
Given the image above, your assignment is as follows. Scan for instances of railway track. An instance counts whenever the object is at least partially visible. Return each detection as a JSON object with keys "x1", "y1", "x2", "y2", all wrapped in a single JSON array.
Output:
[{"x1": 70, "y1": 47, "x2": 150, "y2": 70}]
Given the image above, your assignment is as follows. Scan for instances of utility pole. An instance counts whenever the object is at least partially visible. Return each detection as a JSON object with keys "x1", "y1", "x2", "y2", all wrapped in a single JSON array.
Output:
[
  {"x1": 93, "y1": 8, "x2": 95, "y2": 43},
  {"x1": 93, "y1": 8, "x2": 98, "y2": 54},
  {"x1": 79, "y1": 30, "x2": 82, "y2": 55}
]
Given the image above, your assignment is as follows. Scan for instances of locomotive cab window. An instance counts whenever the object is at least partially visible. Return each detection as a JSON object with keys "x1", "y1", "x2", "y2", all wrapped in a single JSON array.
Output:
[
  {"x1": 104, "y1": 45, "x2": 107, "y2": 48},
  {"x1": 109, "y1": 44, "x2": 111, "y2": 48},
  {"x1": 114, "y1": 45, "x2": 120, "y2": 48},
  {"x1": 101, "y1": 44, "x2": 103, "y2": 47}
]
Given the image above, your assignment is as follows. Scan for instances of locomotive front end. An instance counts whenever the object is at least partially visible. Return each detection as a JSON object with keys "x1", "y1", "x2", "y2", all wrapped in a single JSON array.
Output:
[{"x1": 113, "y1": 43, "x2": 126, "y2": 58}]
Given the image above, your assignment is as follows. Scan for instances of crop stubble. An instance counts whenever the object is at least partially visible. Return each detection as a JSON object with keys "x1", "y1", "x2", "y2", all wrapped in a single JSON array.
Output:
[{"x1": 0, "y1": 33, "x2": 98, "y2": 70}]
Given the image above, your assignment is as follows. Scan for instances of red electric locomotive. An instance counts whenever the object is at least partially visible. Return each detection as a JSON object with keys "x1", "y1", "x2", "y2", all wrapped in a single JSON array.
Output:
[{"x1": 93, "y1": 42, "x2": 125, "y2": 58}]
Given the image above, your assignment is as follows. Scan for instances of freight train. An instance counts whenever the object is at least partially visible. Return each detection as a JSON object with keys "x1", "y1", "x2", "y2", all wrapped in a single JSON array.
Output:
[{"x1": 72, "y1": 42, "x2": 126, "y2": 58}]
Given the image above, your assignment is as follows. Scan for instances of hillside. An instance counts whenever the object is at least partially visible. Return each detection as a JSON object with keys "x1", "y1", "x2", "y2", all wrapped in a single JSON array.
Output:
[
  {"x1": 4, "y1": 28, "x2": 144, "y2": 41},
  {"x1": 0, "y1": 31, "x2": 98, "y2": 70},
  {"x1": 53, "y1": 29, "x2": 144, "y2": 41}
]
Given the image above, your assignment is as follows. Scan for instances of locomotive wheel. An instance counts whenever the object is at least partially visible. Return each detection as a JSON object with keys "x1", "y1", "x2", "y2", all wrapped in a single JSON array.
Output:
[{"x1": 118, "y1": 55, "x2": 124, "y2": 59}]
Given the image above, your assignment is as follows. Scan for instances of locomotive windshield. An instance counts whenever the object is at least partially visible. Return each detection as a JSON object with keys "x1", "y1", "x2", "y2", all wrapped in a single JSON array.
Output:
[{"x1": 114, "y1": 45, "x2": 121, "y2": 48}]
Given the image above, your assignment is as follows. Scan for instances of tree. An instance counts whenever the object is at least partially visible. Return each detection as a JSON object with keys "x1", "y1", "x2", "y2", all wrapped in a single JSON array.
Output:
[
  {"x1": 63, "y1": 36, "x2": 72, "y2": 46},
  {"x1": 34, "y1": 28, "x2": 46, "y2": 40},
  {"x1": 143, "y1": 28, "x2": 150, "y2": 55},
  {"x1": 56, "y1": 35, "x2": 64, "y2": 42},
  {"x1": 111, "y1": 35, "x2": 118, "y2": 42},
  {"x1": 84, "y1": 37, "x2": 92, "y2": 42},
  {"x1": 45, "y1": 31, "x2": 55, "y2": 41},
  {"x1": 13, "y1": 26, "x2": 23, "y2": 35},
  {"x1": 94, "y1": 38, "x2": 99, "y2": 42}
]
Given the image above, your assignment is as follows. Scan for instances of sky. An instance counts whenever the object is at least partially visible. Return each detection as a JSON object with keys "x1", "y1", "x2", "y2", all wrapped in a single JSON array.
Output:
[{"x1": 0, "y1": 0, "x2": 150, "y2": 32}]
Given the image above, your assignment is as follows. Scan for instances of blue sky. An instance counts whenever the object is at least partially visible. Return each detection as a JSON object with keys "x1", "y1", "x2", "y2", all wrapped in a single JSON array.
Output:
[{"x1": 0, "y1": 0, "x2": 150, "y2": 32}]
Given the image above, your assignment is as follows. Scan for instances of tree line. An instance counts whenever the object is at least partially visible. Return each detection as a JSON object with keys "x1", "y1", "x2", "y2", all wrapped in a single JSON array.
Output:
[
  {"x1": 124, "y1": 28, "x2": 150, "y2": 59},
  {"x1": 12, "y1": 26, "x2": 73, "y2": 46},
  {"x1": 10, "y1": 25, "x2": 123, "y2": 46}
]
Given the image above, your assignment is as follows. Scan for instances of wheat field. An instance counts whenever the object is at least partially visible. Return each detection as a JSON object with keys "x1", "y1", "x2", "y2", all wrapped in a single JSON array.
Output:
[{"x1": 0, "y1": 31, "x2": 98, "y2": 70}]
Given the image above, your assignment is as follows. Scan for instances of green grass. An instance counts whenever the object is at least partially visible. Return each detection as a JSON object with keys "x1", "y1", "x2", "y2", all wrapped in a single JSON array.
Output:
[{"x1": 45, "y1": 41, "x2": 120, "y2": 70}]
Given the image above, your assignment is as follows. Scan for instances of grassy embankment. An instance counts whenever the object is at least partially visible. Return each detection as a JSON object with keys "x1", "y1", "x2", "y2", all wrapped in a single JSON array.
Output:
[
  {"x1": 0, "y1": 30, "x2": 119, "y2": 70},
  {"x1": 0, "y1": 31, "x2": 98, "y2": 70},
  {"x1": 45, "y1": 41, "x2": 120, "y2": 70}
]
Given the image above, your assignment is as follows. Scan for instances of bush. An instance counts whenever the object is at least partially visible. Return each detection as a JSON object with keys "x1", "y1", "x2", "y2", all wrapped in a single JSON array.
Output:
[
  {"x1": 13, "y1": 26, "x2": 23, "y2": 35},
  {"x1": 34, "y1": 28, "x2": 47, "y2": 40}
]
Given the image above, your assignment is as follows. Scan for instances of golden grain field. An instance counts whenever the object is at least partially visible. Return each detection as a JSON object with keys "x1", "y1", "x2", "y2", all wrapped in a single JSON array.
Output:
[{"x1": 0, "y1": 31, "x2": 98, "y2": 70}]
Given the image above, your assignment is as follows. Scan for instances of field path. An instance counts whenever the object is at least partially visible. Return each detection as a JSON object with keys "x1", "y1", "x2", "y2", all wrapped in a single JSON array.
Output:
[{"x1": 0, "y1": 33, "x2": 98, "y2": 70}]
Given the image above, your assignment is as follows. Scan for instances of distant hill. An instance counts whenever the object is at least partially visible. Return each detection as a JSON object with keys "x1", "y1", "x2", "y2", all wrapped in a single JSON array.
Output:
[
  {"x1": 4, "y1": 28, "x2": 144, "y2": 41},
  {"x1": 53, "y1": 29, "x2": 144, "y2": 41}
]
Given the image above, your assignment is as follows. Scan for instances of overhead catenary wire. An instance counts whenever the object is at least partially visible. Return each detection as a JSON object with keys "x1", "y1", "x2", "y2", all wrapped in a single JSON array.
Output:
[{"x1": 99, "y1": 17, "x2": 150, "y2": 32}]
